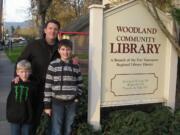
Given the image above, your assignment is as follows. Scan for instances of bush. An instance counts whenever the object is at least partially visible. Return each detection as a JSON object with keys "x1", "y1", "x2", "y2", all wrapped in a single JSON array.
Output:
[
  {"x1": 150, "y1": 106, "x2": 173, "y2": 135},
  {"x1": 75, "y1": 104, "x2": 180, "y2": 135},
  {"x1": 171, "y1": 109, "x2": 180, "y2": 135},
  {"x1": 74, "y1": 77, "x2": 180, "y2": 135},
  {"x1": 76, "y1": 123, "x2": 102, "y2": 135}
]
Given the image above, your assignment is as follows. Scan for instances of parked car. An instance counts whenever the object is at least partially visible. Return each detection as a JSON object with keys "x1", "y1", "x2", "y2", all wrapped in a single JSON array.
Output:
[
  {"x1": 19, "y1": 39, "x2": 27, "y2": 44},
  {"x1": 11, "y1": 37, "x2": 26, "y2": 43}
]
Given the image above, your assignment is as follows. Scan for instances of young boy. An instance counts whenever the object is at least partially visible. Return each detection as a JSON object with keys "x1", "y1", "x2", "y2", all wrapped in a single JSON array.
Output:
[
  {"x1": 6, "y1": 60, "x2": 36, "y2": 135},
  {"x1": 44, "y1": 39, "x2": 83, "y2": 135}
]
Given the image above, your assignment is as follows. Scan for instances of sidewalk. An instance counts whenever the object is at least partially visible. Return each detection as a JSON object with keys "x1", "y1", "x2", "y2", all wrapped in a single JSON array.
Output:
[{"x1": 0, "y1": 50, "x2": 14, "y2": 135}]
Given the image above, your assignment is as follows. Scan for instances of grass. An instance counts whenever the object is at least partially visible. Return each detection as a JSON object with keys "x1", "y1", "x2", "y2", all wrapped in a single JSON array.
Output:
[
  {"x1": 76, "y1": 53, "x2": 88, "y2": 59},
  {"x1": 4, "y1": 45, "x2": 88, "y2": 63},
  {"x1": 5, "y1": 46, "x2": 25, "y2": 63}
]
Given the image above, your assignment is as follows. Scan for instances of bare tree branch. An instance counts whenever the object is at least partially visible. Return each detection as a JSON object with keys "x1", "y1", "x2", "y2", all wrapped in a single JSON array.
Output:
[{"x1": 142, "y1": 0, "x2": 180, "y2": 57}]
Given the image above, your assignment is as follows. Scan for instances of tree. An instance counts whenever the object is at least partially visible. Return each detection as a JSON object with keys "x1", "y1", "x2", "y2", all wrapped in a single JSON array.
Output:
[
  {"x1": 5, "y1": 29, "x2": 9, "y2": 35},
  {"x1": 31, "y1": 0, "x2": 53, "y2": 37},
  {"x1": 14, "y1": 26, "x2": 21, "y2": 36},
  {"x1": 46, "y1": 0, "x2": 86, "y2": 27},
  {"x1": 143, "y1": 0, "x2": 180, "y2": 56},
  {"x1": 15, "y1": 27, "x2": 39, "y2": 40},
  {"x1": 46, "y1": 0, "x2": 75, "y2": 27},
  {"x1": 30, "y1": 0, "x2": 102, "y2": 32},
  {"x1": 63, "y1": 0, "x2": 102, "y2": 17},
  {"x1": 11, "y1": 26, "x2": 15, "y2": 35}
]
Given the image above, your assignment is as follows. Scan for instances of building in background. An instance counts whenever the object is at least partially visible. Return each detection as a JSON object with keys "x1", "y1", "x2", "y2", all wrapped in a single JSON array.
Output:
[{"x1": 60, "y1": 15, "x2": 89, "y2": 75}]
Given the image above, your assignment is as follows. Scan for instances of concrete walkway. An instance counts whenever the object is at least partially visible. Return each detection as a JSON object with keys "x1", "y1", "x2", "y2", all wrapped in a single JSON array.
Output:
[{"x1": 0, "y1": 50, "x2": 14, "y2": 135}]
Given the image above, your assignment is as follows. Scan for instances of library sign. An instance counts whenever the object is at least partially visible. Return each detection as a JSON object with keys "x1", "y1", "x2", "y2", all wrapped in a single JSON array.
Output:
[
  {"x1": 88, "y1": 0, "x2": 177, "y2": 129},
  {"x1": 101, "y1": 1, "x2": 177, "y2": 107}
]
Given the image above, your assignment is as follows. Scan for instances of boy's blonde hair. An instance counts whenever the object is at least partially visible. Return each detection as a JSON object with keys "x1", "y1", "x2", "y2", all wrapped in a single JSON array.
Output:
[{"x1": 16, "y1": 60, "x2": 32, "y2": 72}]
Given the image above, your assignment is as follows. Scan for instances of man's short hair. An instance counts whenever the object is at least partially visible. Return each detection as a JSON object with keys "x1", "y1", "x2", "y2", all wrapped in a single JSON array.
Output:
[
  {"x1": 58, "y1": 39, "x2": 73, "y2": 50},
  {"x1": 44, "y1": 19, "x2": 61, "y2": 29},
  {"x1": 16, "y1": 60, "x2": 31, "y2": 72}
]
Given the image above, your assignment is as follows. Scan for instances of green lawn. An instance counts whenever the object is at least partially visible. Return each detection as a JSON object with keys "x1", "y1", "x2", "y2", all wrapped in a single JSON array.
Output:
[
  {"x1": 5, "y1": 46, "x2": 25, "y2": 63},
  {"x1": 76, "y1": 53, "x2": 88, "y2": 59},
  {"x1": 5, "y1": 46, "x2": 88, "y2": 63}
]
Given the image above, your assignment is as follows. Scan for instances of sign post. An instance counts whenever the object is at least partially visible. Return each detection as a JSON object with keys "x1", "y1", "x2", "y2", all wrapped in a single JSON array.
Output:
[{"x1": 88, "y1": 4, "x2": 104, "y2": 130}]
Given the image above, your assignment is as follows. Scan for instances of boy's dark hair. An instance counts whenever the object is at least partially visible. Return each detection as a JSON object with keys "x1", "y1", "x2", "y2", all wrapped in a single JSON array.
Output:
[
  {"x1": 44, "y1": 19, "x2": 61, "y2": 29},
  {"x1": 58, "y1": 39, "x2": 73, "y2": 50}
]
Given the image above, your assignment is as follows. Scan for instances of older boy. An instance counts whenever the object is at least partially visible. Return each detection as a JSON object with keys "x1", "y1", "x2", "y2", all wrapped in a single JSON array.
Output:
[
  {"x1": 44, "y1": 39, "x2": 83, "y2": 135},
  {"x1": 6, "y1": 60, "x2": 36, "y2": 135}
]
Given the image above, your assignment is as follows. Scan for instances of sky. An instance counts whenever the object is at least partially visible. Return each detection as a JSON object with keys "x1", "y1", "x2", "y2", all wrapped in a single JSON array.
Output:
[{"x1": 4, "y1": 0, "x2": 31, "y2": 22}]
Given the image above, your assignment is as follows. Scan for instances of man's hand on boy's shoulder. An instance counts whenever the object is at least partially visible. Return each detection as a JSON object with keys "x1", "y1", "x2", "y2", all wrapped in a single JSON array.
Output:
[{"x1": 72, "y1": 55, "x2": 79, "y2": 65}]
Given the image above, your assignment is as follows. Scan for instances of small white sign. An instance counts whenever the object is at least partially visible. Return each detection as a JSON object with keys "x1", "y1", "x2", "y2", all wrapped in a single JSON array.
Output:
[{"x1": 111, "y1": 73, "x2": 158, "y2": 96}]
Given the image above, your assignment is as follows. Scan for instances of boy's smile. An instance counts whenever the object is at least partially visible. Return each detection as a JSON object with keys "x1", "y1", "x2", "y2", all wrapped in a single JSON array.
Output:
[
  {"x1": 58, "y1": 46, "x2": 72, "y2": 62},
  {"x1": 16, "y1": 69, "x2": 31, "y2": 82}
]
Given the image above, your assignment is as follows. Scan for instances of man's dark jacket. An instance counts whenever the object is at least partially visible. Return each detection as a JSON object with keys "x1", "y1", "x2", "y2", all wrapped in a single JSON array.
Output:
[{"x1": 17, "y1": 38, "x2": 59, "y2": 102}]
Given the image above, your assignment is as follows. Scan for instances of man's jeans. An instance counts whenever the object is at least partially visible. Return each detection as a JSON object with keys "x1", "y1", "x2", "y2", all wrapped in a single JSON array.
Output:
[
  {"x1": 11, "y1": 123, "x2": 32, "y2": 135},
  {"x1": 51, "y1": 102, "x2": 77, "y2": 135}
]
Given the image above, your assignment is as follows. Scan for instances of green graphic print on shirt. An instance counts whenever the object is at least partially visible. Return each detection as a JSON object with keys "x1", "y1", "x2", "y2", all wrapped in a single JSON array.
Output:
[{"x1": 14, "y1": 85, "x2": 29, "y2": 103}]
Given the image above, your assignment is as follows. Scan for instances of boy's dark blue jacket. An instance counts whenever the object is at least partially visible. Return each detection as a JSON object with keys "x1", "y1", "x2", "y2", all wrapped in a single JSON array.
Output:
[{"x1": 6, "y1": 80, "x2": 37, "y2": 124}]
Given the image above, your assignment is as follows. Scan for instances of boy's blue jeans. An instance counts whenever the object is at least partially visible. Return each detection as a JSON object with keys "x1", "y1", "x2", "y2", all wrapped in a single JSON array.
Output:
[
  {"x1": 51, "y1": 102, "x2": 77, "y2": 135},
  {"x1": 11, "y1": 123, "x2": 32, "y2": 135}
]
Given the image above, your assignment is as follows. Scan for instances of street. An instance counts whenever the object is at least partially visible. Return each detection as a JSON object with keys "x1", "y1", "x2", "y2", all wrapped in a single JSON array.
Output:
[{"x1": 0, "y1": 50, "x2": 14, "y2": 135}]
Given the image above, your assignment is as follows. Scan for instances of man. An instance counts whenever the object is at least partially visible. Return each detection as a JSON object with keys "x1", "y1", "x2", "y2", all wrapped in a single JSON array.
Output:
[{"x1": 15, "y1": 19, "x2": 61, "y2": 134}]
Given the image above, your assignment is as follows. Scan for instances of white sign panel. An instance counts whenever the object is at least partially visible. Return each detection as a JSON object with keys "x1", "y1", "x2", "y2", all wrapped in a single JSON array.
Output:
[{"x1": 101, "y1": 0, "x2": 177, "y2": 107}]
